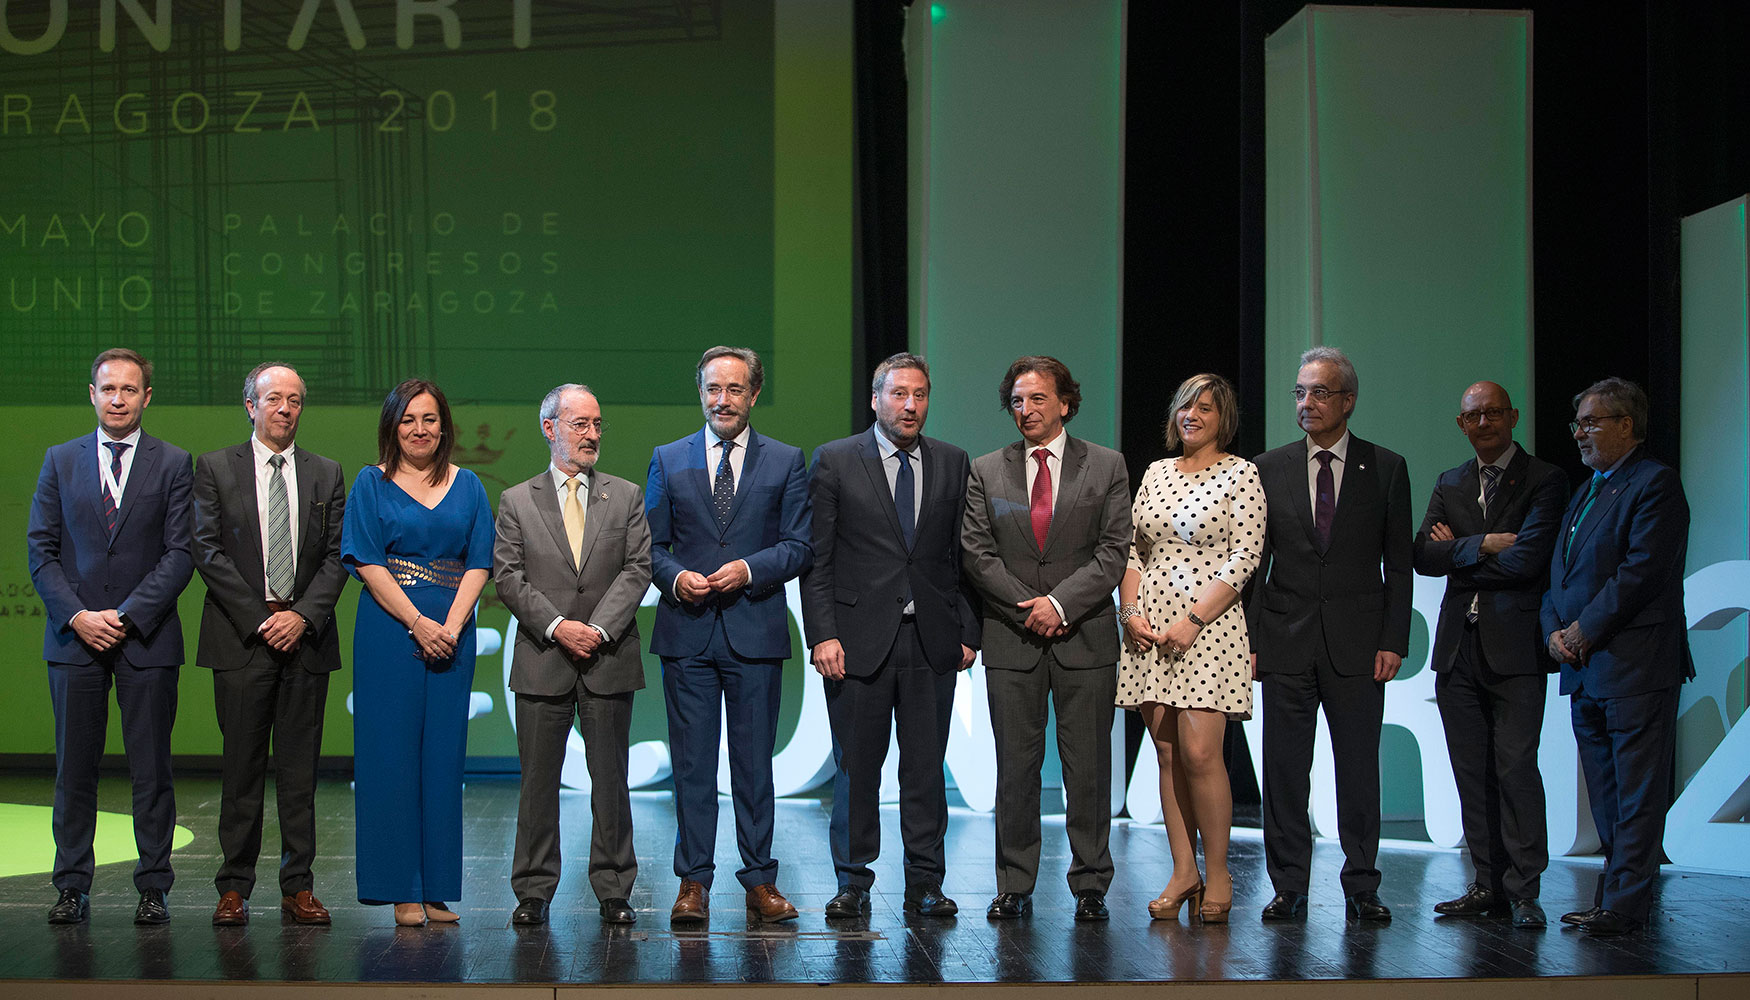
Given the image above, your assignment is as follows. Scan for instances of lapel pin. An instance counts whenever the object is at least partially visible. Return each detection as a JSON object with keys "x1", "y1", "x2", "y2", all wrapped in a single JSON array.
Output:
[
  {"x1": 599, "y1": 491, "x2": 608, "y2": 500},
  {"x1": 1358, "y1": 463, "x2": 1367, "y2": 471}
]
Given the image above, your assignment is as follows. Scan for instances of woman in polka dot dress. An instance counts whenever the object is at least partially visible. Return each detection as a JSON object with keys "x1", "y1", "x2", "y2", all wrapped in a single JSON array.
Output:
[{"x1": 1116, "y1": 373, "x2": 1265, "y2": 924}]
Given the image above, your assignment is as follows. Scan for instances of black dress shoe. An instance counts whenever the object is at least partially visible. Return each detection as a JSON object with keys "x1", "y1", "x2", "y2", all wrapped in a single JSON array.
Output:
[
  {"x1": 986, "y1": 892, "x2": 1031, "y2": 919},
  {"x1": 1073, "y1": 891, "x2": 1109, "y2": 922},
  {"x1": 824, "y1": 885, "x2": 869, "y2": 919},
  {"x1": 511, "y1": 898, "x2": 549, "y2": 926},
  {"x1": 1345, "y1": 891, "x2": 1391, "y2": 921},
  {"x1": 1260, "y1": 891, "x2": 1307, "y2": 921},
  {"x1": 134, "y1": 888, "x2": 170, "y2": 925},
  {"x1": 1582, "y1": 909, "x2": 1639, "y2": 936},
  {"x1": 599, "y1": 898, "x2": 636, "y2": 924},
  {"x1": 1561, "y1": 905, "x2": 1603, "y2": 927},
  {"x1": 1434, "y1": 883, "x2": 1506, "y2": 917},
  {"x1": 1510, "y1": 899, "x2": 1547, "y2": 928},
  {"x1": 904, "y1": 884, "x2": 958, "y2": 917},
  {"x1": 47, "y1": 889, "x2": 88, "y2": 925}
]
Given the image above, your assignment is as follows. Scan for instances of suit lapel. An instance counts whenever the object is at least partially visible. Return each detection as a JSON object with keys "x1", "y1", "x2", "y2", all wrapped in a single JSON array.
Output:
[
  {"x1": 1327, "y1": 437, "x2": 1376, "y2": 554},
  {"x1": 687, "y1": 429, "x2": 717, "y2": 532},
  {"x1": 1289, "y1": 443, "x2": 1318, "y2": 549},
  {"x1": 1002, "y1": 443, "x2": 1040, "y2": 555},
  {"x1": 576, "y1": 474, "x2": 609, "y2": 574},
  {"x1": 1565, "y1": 449, "x2": 1642, "y2": 570},
  {"x1": 78, "y1": 436, "x2": 107, "y2": 535},
  {"x1": 232, "y1": 444, "x2": 265, "y2": 572},
  {"x1": 723, "y1": 428, "x2": 763, "y2": 530},
  {"x1": 858, "y1": 430, "x2": 906, "y2": 548},
  {"x1": 532, "y1": 474, "x2": 579, "y2": 574},
  {"x1": 1485, "y1": 446, "x2": 1532, "y2": 529},
  {"x1": 1042, "y1": 437, "x2": 1088, "y2": 558},
  {"x1": 111, "y1": 434, "x2": 159, "y2": 541}
]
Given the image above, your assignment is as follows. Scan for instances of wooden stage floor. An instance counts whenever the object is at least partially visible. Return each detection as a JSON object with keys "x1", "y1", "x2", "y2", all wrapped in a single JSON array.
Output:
[{"x1": 0, "y1": 774, "x2": 1746, "y2": 994}]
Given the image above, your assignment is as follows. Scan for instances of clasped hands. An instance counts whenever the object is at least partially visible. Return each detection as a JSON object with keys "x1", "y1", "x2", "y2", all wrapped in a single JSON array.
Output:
[
  {"x1": 71, "y1": 609, "x2": 128, "y2": 652},
  {"x1": 1427, "y1": 522, "x2": 1517, "y2": 555},
  {"x1": 256, "y1": 609, "x2": 307, "y2": 653},
  {"x1": 675, "y1": 561, "x2": 751, "y2": 604},
  {"x1": 1017, "y1": 596, "x2": 1066, "y2": 637},
  {"x1": 408, "y1": 613, "x2": 463, "y2": 661},
  {"x1": 553, "y1": 619, "x2": 603, "y2": 661},
  {"x1": 1123, "y1": 611, "x2": 1200, "y2": 656},
  {"x1": 1547, "y1": 621, "x2": 1590, "y2": 664}
]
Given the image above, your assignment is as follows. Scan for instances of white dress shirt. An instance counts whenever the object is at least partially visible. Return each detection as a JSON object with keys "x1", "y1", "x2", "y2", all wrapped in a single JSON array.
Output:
[
  {"x1": 251, "y1": 436, "x2": 301, "y2": 602},
  {"x1": 543, "y1": 464, "x2": 612, "y2": 644},
  {"x1": 1021, "y1": 430, "x2": 1068, "y2": 623},
  {"x1": 1304, "y1": 430, "x2": 1352, "y2": 508},
  {"x1": 96, "y1": 426, "x2": 143, "y2": 506}
]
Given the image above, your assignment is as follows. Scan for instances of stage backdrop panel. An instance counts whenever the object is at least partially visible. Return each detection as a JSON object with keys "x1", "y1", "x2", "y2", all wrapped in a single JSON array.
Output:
[
  {"x1": 0, "y1": 0, "x2": 853, "y2": 759},
  {"x1": 1262, "y1": 6, "x2": 1532, "y2": 829}
]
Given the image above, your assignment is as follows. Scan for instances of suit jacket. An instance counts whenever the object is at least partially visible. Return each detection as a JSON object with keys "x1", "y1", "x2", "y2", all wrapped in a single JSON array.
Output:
[
  {"x1": 494, "y1": 468, "x2": 653, "y2": 697},
  {"x1": 1247, "y1": 434, "x2": 1412, "y2": 675},
  {"x1": 800, "y1": 429, "x2": 979, "y2": 676},
  {"x1": 1540, "y1": 446, "x2": 1694, "y2": 699},
  {"x1": 28, "y1": 431, "x2": 194, "y2": 667},
  {"x1": 1413, "y1": 443, "x2": 1567, "y2": 675},
  {"x1": 645, "y1": 426, "x2": 812, "y2": 661},
  {"x1": 192, "y1": 441, "x2": 347, "y2": 674},
  {"x1": 962, "y1": 435, "x2": 1131, "y2": 669}
]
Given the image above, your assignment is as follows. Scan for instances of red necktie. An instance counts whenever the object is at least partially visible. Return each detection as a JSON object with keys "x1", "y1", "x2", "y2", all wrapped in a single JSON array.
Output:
[{"x1": 1030, "y1": 448, "x2": 1053, "y2": 550}]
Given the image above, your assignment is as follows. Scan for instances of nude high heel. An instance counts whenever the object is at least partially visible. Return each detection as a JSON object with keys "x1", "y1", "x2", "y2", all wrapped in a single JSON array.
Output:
[
  {"x1": 1147, "y1": 878, "x2": 1206, "y2": 921},
  {"x1": 1198, "y1": 875, "x2": 1233, "y2": 924}
]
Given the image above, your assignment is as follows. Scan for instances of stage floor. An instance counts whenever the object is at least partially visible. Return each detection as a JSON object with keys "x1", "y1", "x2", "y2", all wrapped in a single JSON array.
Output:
[{"x1": 0, "y1": 774, "x2": 1747, "y2": 988}]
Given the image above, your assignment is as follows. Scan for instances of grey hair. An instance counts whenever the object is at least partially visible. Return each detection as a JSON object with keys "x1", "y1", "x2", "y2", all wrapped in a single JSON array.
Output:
[
  {"x1": 871, "y1": 352, "x2": 930, "y2": 394},
  {"x1": 242, "y1": 362, "x2": 302, "y2": 427},
  {"x1": 1574, "y1": 377, "x2": 1649, "y2": 442},
  {"x1": 696, "y1": 346, "x2": 765, "y2": 394},
  {"x1": 539, "y1": 383, "x2": 595, "y2": 424},
  {"x1": 1298, "y1": 346, "x2": 1358, "y2": 396}
]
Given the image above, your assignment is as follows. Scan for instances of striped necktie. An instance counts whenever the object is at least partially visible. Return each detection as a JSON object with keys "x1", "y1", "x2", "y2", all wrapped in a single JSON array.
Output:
[
  {"x1": 102, "y1": 441, "x2": 130, "y2": 534},
  {"x1": 265, "y1": 454, "x2": 294, "y2": 599}
]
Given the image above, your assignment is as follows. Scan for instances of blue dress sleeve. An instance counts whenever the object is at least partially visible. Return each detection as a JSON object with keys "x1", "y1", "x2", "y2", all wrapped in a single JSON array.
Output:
[
  {"x1": 461, "y1": 469, "x2": 496, "y2": 574},
  {"x1": 341, "y1": 467, "x2": 386, "y2": 578}
]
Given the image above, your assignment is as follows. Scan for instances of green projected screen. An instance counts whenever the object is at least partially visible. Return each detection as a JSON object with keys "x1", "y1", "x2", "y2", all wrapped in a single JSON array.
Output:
[{"x1": 1, "y1": 0, "x2": 853, "y2": 758}]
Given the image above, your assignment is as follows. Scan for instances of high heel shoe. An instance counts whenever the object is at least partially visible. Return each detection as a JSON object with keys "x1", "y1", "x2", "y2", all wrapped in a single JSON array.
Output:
[
  {"x1": 393, "y1": 903, "x2": 426, "y2": 927},
  {"x1": 424, "y1": 901, "x2": 461, "y2": 924},
  {"x1": 1147, "y1": 878, "x2": 1206, "y2": 921},
  {"x1": 1198, "y1": 875, "x2": 1233, "y2": 924}
]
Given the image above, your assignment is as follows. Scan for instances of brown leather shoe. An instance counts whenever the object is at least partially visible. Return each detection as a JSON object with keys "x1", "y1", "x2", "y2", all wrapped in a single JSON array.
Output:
[
  {"x1": 280, "y1": 890, "x2": 332, "y2": 925},
  {"x1": 213, "y1": 891, "x2": 249, "y2": 926},
  {"x1": 745, "y1": 883, "x2": 799, "y2": 923},
  {"x1": 671, "y1": 879, "x2": 709, "y2": 924}
]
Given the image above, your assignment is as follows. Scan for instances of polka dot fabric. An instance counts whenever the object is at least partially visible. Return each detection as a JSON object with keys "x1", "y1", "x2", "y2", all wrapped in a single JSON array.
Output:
[{"x1": 1116, "y1": 455, "x2": 1266, "y2": 720}]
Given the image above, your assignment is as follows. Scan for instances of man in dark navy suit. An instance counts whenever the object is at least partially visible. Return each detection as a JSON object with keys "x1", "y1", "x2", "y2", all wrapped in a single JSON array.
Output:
[
  {"x1": 801, "y1": 353, "x2": 978, "y2": 920},
  {"x1": 1542, "y1": 377, "x2": 1692, "y2": 937},
  {"x1": 646, "y1": 346, "x2": 812, "y2": 924},
  {"x1": 28, "y1": 348, "x2": 194, "y2": 925},
  {"x1": 1414, "y1": 381, "x2": 1568, "y2": 928}
]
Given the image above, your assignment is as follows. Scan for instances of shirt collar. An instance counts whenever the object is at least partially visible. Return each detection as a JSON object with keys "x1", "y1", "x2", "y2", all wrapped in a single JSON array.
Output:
[
  {"x1": 1479, "y1": 441, "x2": 1518, "y2": 472},
  {"x1": 1599, "y1": 446, "x2": 1635, "y2": 478},
  {"x1": 709, "y1": 424, "x2": 752, "y2": 452},
  {"x1": 871, "y1": 424, "x2": 921, "y2": 462},
  {"x1": 250, "y1": 434, "x2": 297, "y2": 466},
  {"x1": 1305, "y1": 430, "x2": 1351, "y2": 464},
  {"x1": 1025, "y1": 429, "x2": 1067, "y2": 462},
  {"x1": 96, "y1": 427, "x2": 143, "y2": 450},
  {"x1": 549, "y1": 463, "x2": 590, "y2": 493}
]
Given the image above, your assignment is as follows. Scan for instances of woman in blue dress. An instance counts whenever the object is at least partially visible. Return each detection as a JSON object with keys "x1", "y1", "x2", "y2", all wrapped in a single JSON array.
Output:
[{"x1": 341, "y1": 378, "x2": 494, "y2": 927}]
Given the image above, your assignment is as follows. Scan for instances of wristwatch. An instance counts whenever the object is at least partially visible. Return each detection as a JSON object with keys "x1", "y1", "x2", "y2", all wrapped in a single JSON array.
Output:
[{"x1": 1187, "y1": 611, "x2": 1208, "y2": 628}]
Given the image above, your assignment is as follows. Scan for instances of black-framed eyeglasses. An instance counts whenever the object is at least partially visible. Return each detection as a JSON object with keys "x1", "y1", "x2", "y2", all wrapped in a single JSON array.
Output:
[
  {"x1": 1459, "y1": 407, "x2": 1511, "y2": 427},
  {"x1": 1291, "y1": 386, "x2": 1348, "y2": 403},
  {"x1": 1568, "y1": 414, "x2": 1626, "y2": 436}
]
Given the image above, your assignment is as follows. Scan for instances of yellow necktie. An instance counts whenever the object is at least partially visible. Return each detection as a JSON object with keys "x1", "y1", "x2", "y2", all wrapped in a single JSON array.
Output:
[{"x1": 563, "y1": 476, "x2": 585, "y2": 565}]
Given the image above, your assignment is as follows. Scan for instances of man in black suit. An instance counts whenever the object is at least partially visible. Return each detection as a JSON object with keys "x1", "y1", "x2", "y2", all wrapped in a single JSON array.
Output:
[
  {"x1": 801, "y1": 353, "x2": 979, "y2": 920},
  {"x1": 192, "y1": 363, "x2": 347, "y2": 927},
  {"x1": 28, "y1": 348, "x2": 194, "y2": 925},
  {"x1": 1413, "y1": 381, "x2": 1567, "y2": 929},
  {"x1": 1247, "y1": 346, "x2": 1411, "y2": 922},
  {"x1": 962, "y1": 356, "x2": 1131, "y2": 922},
  {"x1": 1542, "y1": 378, "x2": 1692, "y2": 937}
]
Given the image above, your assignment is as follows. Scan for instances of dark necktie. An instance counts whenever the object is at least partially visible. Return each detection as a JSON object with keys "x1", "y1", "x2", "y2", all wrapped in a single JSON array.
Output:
[
  {"x1": 713, "y1": 440, "x2": 736, "y2": 525},
  {"x1": 1030, "y1": 448, "x2": 1052, "y2": 550},
  {"x1": 266, "y1": 454, "x2": 294, "y2": 599},
  {"x1": 1480, "y1": 464, "x2": 1501, "y2": 517},
  {"x1": 1313, "y1": 450, "x2": 1336, "y2": 547},
  {"x1": 1565, "y1": 473, "x2": 1605, "y2": 561},
  {"x1": 894, "y1": 449, "x2": 916, "y2": 549},
  {"x1": 102, "y1": 441, "x2": 130, "y2": 534}
]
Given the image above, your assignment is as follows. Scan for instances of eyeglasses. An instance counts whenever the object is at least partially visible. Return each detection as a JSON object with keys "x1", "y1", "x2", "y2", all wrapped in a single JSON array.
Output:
[
  {"x1": 1291, "y1": 387, "x2": 1349, "y2": 403},
  {"x1": 1458, "y1": 407, "x2": 1511, "y2": 427},
  {"x1": 557, "y1": 418, "x2": 605, "y2": 434},
  {"x1": 1568, "y1": 414, "x2": 1626, "y2": 436}
]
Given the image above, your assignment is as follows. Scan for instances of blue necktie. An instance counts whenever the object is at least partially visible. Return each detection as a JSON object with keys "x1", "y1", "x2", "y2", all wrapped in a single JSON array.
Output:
[
  {"x1": 894, "y1": 449, "x2": 916, "y2": 549},
  {"x1": 713, "y1": 440, "x2": 736, "y2": 526},
  {"x1": 102, "y1": 441, "x2": 130, "y2": 534}
]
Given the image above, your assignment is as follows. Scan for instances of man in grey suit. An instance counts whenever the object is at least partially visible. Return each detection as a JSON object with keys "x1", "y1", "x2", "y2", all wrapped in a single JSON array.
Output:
[
  {"x1": 962, "y1": 355, "x2": 1131, "y2": 921},
  {"x1": 1414, "y1": 381, "x2": 1567, "y2": 928},
  {"x1": 193, "y1": 362, "x2": 347, "y2": 927},
  {"x1": 494, "y1": 383, "x2": 653, "y2": 926},
  {"x1": 1247, "y1": 346, "x2": 1412, "y2": 923}
]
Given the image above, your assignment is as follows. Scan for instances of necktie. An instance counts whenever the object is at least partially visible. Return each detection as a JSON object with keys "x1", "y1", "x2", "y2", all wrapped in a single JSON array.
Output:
[
  {"x1": 562, "y1": 476, "x2": 585, "y2": 566},
  {"x1": 1565, "y1": 473, "x2": 1605, "y2": 561},
  {"x1": 1313, "y1": 450, "x2": 1336, "y2": 547},
  {"x1": 713, "y1": 440, "x2": 736, "y2": 525},
  {"x1": 1030, "y1": 448, "x2": 1053, "y2": 550},
  {"x1": 1480, "y1": 464, "x2": 1502, "y2": 516},
  {"x1": 266, "y1": 454, "x2": 294, "y2": 599},
  {"x1": 102, "y1": 441, "x2": 130, "y2": 534},
  {"x1": 894, "y1": 449, "x2": 916, "y2": 549}
]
